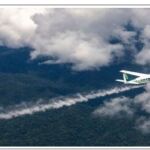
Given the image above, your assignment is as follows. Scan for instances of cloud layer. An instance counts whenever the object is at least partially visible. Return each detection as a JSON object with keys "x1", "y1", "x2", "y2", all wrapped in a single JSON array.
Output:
[{"x1": 1, "y1": 8, "x2": 150, "y2": 70}]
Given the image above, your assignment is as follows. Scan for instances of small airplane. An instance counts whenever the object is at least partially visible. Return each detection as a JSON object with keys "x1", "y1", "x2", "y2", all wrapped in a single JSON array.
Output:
[{"x1": 116, "y1": 70, "x2": 150, "y2": 85}]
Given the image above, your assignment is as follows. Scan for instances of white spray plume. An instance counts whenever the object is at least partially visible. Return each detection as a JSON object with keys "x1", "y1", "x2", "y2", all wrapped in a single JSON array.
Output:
[{"x1": 0, "y1": 85, "x2": 143, "y2": 120}]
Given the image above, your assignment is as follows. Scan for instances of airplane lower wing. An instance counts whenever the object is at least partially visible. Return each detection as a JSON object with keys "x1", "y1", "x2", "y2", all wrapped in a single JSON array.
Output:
[
  {"x1": 116, "y1": 79, "x2": 125, "y2": 83},
  {"x1": 116, "y1": 79, "x2": 139, "y2": 84}
]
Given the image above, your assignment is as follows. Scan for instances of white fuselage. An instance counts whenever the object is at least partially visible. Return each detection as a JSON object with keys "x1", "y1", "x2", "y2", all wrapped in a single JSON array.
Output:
[{"x1": 127, "y1": 75, "x2": 150, "y2": 84}]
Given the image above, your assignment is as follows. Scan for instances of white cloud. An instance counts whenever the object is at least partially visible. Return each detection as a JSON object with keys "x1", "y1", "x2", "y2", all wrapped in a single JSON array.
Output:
[
  {"x1": 30, "y1": 8, "x2": 130, "y2": 71},
  {"x1": 93, "y1": 97, "x2": 134, "y2": 117},
  {"x1": 135, "y1": 46, "x2": 150, "y2": 65},
  {"x1": 0, "y1": 8, "x2": 46, "y2": 48},
  {"x1": 92, "y1": 83, "x2": 150, "y2": 134},
  {"x1": 113, "y1": 27, "x2": 137, "y2": 44},
  {"x1": 130, "y1": 9, "x2": 150, "y2": 65},
  {"x1": 0, "y1": 8, "x2": 136, "y2": 71},
  {"x1": 0, "y1": 8, "x2": 150, "y2": 70},
  {"x1": 136, "y1": 117, "x2": 150, "y2": 134},
  {"x1": 134, "y1": 25, "x2": 150, "y2": 65},
  {"x1": 134, "y1": 83, "x2": 150, "y2": 113},
  {"x1": 31, "y1": 30, "x2": 123, "y2": 70}
]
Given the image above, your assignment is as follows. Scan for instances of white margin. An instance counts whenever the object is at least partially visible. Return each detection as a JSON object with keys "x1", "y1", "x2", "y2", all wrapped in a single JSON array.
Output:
[
  {"x1": 0, "y1": 0, "x2": 150, "y2": 5},
  {"x1": 0, "y1": 0, "x2": 149, "y2": 149}
]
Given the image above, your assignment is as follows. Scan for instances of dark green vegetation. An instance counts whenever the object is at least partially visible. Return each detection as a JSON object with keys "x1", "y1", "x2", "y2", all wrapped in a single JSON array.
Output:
[
  {"x1": 0, "y1": 99, "x2": 150, "y2": 146},
  {"x1": 0, "y1": 46, "x2": 149, "y2": 146}
]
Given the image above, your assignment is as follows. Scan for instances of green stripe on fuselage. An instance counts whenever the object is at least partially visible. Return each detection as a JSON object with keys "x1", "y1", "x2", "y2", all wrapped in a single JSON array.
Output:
[{"x1": 136, "y1": 78, "x2": 150, "y2": 84}]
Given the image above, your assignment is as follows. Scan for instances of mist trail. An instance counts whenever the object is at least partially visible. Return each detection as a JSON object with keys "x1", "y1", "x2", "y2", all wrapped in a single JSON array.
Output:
[{"x1": 0, "y1": 85, "x2": 143, "y2": 120}]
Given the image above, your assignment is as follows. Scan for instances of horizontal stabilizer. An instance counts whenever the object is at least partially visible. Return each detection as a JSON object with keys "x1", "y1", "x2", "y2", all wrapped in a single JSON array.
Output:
[{"x1": 116, "y1": 79, "x2": 125, "y2": 83}]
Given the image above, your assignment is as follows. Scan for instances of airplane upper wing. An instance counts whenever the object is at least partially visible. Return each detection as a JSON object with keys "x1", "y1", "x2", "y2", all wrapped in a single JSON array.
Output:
[{"x1": 120, "y1": 70, "x2": 147, "y2": 77}]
